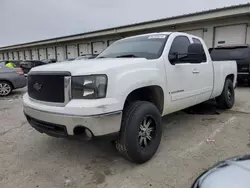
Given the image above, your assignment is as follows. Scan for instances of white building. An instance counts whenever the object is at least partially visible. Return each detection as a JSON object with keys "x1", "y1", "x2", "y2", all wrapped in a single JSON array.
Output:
[{"x1": 1, "y1": 3, "x2": 250, "y2": 61}]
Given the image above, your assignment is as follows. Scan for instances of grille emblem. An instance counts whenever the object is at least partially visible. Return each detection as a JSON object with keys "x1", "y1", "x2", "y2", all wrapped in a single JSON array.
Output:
[{"x1": 33, "y1": 82, "x2": 42, "y2": 91}]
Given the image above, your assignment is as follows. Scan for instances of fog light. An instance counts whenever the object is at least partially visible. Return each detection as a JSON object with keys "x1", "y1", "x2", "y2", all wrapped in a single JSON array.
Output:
[{"x1": 85, "y1": 128, "x2": 92, "y2": 138}]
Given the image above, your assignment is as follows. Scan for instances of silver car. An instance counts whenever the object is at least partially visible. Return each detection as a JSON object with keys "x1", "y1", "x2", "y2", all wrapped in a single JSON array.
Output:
[{"x1": 0, "y1": 63, "x2": 27, "y2": 96}]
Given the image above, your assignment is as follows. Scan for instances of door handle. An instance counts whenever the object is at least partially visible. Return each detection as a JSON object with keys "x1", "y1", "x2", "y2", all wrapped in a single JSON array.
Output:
[{"x1": 192, "y1": 69, "x2": 200, "y2": 74}]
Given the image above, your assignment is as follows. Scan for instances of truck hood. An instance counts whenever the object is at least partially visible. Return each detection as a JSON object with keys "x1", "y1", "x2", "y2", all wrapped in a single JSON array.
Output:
[{"x1": 30, "y1": 58, "x2": 147, "y2": 75}]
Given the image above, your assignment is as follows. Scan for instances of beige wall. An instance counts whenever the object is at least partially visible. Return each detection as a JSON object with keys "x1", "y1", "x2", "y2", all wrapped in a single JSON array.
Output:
[{"x1": 1, "y1": 15, "x2": 250, "y2": 60}]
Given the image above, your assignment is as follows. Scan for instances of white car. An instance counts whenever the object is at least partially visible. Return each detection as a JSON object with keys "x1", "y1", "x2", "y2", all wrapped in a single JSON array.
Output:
[{"x1": 23, "y1": 32, "x2": 237, "y2": 163}]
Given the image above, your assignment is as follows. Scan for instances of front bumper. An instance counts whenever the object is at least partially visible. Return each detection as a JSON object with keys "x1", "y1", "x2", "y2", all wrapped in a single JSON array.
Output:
[
  {"x1": 237, "y1": 72, "x2": 249, "y2": 81},
  {"x1": 14, "y1": 76, "x2": 27, "y2": 89},
  {"x1": 23, "y1": 94, "x2": 122, "y2": 137}
]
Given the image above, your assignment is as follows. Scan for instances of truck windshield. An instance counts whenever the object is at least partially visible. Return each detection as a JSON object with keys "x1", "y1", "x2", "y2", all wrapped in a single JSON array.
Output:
[
  {"x1": 210, "y1": 47, "x2": 249, "y2": 61},
  {"x1": 97, "y1": 35, "x2": 169, "y2": 60}
]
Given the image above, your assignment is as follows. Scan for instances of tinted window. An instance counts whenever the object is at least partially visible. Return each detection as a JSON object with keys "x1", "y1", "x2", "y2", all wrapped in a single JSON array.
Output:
[
  {"x1": 210, "y1": 47, "x2": 249, "y2": 61},
  {"x1": 169, "y1": 36, "x2": 190, "y2": 55},
  {"x1": 193, "y1": 38, "x2": 202, "y2": 44},
  {"x1": 98, "y1": 35, "x2": 169, "y2": 60},
  {"x1": 20, "y1": 61, "x2": 34, "y2": 69},
  {"x1": 169, "y1": 36, "x2": 191, "y2": 62},
  {"x1": 192, "y1": 38, "x2": 207, "y2": 62}
]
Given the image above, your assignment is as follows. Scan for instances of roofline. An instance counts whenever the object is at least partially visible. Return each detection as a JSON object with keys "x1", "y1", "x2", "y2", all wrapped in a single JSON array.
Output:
[
  {"x1": 214, "y1": 44, "x2": 250, "y2": 48},
  {"x1": 1, "y1": 3, "x2": 250, "y2": 51}
]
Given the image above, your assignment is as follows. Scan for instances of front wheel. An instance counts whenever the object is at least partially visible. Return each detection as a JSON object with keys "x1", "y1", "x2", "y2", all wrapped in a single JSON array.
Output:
[
  {"x1": 216, "y1": 79, "x2": 235, "y2": 109},
  {"x1": 116, "y1": 101, "x2": 162, "y2": 164}
]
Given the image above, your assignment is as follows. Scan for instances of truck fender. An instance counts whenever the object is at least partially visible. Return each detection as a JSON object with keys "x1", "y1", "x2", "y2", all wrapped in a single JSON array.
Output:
[{"x1": 112, "y1": 67, "x2": 165, "y2": 109}]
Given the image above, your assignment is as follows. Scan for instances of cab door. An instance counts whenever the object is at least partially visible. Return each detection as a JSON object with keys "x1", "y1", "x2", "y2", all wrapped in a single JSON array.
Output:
[
  {"x1": 164, "y1": 35, "x2": 202, "y2": 113},
  {"x1": 191, "y1": 37, "x2": 213, "y2": 103}
]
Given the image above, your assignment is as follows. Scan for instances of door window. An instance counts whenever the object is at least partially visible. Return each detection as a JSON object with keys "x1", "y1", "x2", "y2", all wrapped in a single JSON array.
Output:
[{"x1": 169, "y1": 36, "x2": 190, "y2": 63}]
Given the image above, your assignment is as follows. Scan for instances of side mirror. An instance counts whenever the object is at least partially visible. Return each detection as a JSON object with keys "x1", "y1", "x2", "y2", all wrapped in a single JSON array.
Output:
[
  {"x1": 168, "y1": 52, "x2": 178, "y2": 64},
  {"x1": 187, "y1": 43, "x2": 204, "y2": 63}
]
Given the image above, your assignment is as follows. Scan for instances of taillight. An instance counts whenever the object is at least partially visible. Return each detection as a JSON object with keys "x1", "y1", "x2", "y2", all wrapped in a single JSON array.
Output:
[{"x1": 16, "y1": 69, "x2": 24, "y2": 76}]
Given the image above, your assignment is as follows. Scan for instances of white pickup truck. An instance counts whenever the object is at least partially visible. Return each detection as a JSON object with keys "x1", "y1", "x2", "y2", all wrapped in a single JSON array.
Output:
[{"x1": 23, "y1": 32, "x2": 237, "y2": 163}]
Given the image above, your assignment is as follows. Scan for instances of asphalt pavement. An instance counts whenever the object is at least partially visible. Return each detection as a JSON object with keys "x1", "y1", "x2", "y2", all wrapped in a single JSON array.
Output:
[{"x1": 0, "y1": 87, "x2": 250, "y2": 188}]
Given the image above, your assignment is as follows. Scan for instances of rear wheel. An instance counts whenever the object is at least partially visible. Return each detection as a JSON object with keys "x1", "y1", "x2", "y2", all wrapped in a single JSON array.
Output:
[
  {"x1": 216, "y1": 79, "x2": 235, "y2": 109},
  {"x1": 0, "y1": 81, "x2": 12, "y2": 97},
  {"x1": 116, "y1": 101, "x2": 162, "y2": 164}
]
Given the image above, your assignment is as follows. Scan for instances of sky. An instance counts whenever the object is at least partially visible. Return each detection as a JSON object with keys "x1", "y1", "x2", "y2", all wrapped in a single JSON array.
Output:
[{"x1": 0, "y1": 0, "x2": 249, "y2": 47}]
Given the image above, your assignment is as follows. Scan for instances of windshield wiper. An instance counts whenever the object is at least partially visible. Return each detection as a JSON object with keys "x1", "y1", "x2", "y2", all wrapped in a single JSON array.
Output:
[{"x1": 116, "y1": 54, "x2": 139, "y2": 58}]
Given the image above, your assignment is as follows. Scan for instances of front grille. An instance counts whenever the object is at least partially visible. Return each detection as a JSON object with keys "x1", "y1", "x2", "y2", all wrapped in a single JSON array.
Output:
[
  {"x1": 28, "y1": 74, "x2": 66, "y2": 103},
  {"x1": 26, "y1": 115, "x2": 68, "y2": 137},
  {"x1": 237, "y1": 64, "x2": 249, "y2": 73}
]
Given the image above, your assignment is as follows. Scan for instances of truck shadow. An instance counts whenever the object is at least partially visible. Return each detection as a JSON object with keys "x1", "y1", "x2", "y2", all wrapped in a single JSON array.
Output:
[{"x1": 182, "y1": 99, "x2": 222, "y2": 115}]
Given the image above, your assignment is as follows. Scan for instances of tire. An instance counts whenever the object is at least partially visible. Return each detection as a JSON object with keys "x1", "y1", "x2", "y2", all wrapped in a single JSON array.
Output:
[
  {"x1": 0, "y1": 81, "x2": 13, "y2": 97},
  {"x1": 216, "y1": 79, "x2": 235, "y2": 109},
  {"x1": 116, "y1": 101, "x2": 162, "y2": 164}
]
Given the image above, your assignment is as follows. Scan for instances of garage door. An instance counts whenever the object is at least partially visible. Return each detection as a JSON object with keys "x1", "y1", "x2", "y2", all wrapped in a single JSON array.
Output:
[
  {"x1": 3, "y1": 52, "x2": 8, "y2": 60},
  {"x1": 31, "y1": 49, "x2": 39, "y2": 60},
  {"x1": 56, "y1": 46, "x2": 65, "y2": 61},
  {"x1": 19, "y1": 51, "x2": 25, "y2": 60},
  {"x1": 25, "y1": 50, "x2": 31, "y2": 60},
  {"x1": 66, "y1": 45, "x2": 77, "y2": 59},
  {"x1": 13, "y1": 52, "x2": 19, "y2": 60},
  {"x1": 92, "y1": 41, "x2": 105, "y2": 55},
  {"x1": 183, "y1": 29, "x2": 204, "y2": 38},
  {"x1": 214, "y1": 24, "x2": 247, "y2": 46},
  {"x1": 79, "y1": 43, "x2": 91, "y2": 56},
  {"x1": 6, "y1": 52, "x2": 9, "y2": 60},
  {"x1": 38, "y1": 48, "x2": 46, "y2": 60},
  {"x1": 8, "y1": 52, "x2": 13, "y2": 60},
  {"x1": 47, "y1": 47, "x2": 56, "y2": 59}
]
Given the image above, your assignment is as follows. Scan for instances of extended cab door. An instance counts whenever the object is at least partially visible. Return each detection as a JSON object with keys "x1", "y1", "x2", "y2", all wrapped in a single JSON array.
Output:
[
  {"x1": 164, "y1": 34, "x2": 209, "y2": 112},
  {"x1": 191, "y1": 37, "x2": 213, "y2": 103}
]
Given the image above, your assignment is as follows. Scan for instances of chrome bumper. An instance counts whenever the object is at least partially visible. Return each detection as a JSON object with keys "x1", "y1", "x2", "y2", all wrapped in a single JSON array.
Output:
[{"x1": 23, "y1": 105, "x2": 122, "y2": 137}]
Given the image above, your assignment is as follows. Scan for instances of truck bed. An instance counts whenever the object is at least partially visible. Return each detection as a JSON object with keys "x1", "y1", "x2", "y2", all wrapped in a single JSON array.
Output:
[{"x1": 210, "y1": 60, "x2": 237, "y2": 99}]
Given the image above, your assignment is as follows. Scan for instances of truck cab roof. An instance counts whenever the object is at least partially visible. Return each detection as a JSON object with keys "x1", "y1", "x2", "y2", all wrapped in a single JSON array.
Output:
[{"x1": 213, "y1": 44, "x2": 249, "y2": 49}]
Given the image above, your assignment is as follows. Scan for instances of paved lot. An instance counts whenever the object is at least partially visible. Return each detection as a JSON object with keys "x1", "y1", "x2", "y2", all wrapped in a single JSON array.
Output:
[{"x1": 0, "y1": 87, "x2": 250, "y2": 188}]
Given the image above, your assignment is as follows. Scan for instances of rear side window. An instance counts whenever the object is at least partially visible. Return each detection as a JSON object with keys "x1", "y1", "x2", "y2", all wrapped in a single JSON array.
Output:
[
  {"x1": 192, "y1": 38, "x2": 207, "y2": 62},
  {"x1": 193, "y1": 38, "x2": 202, "y2": 44}
]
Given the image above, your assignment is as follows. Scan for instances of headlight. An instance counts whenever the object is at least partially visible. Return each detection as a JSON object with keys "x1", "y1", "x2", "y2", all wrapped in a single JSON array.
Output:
[{"x1": 71, "y1": 75, "x2": 107, "y2": 99}]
